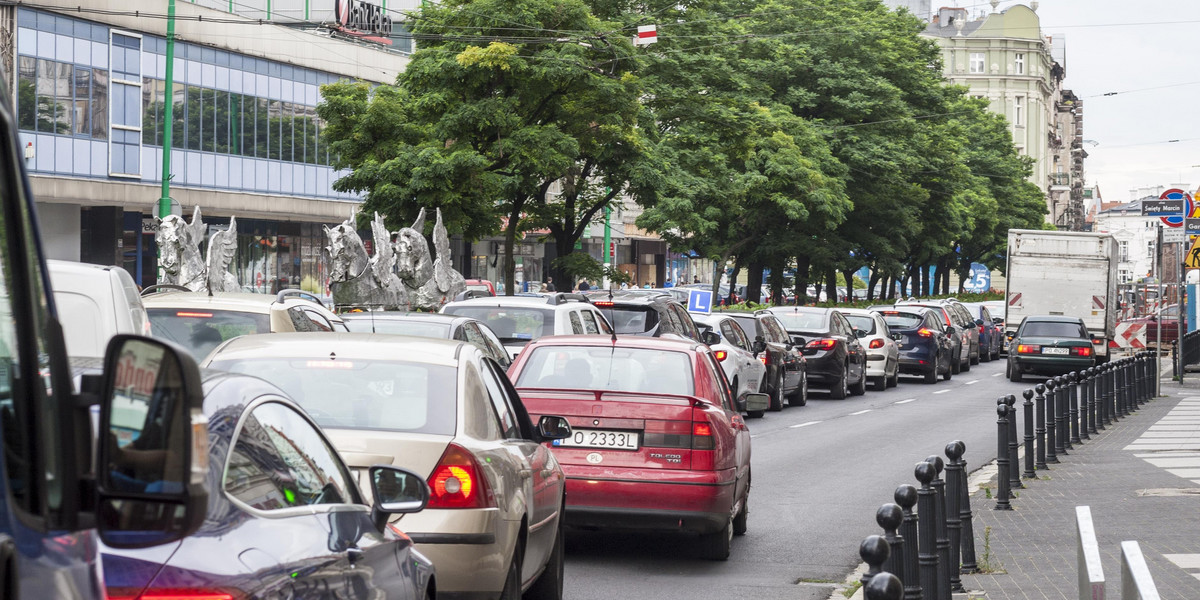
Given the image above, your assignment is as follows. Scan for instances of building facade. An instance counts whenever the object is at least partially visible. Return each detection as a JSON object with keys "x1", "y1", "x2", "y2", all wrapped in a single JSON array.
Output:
[
  {"x1": 1092, "y1": 197, "x2": 1160, "y2": 285},
  {"x1": 7, "y1": 0, "x2": 415, "y2": 291}
]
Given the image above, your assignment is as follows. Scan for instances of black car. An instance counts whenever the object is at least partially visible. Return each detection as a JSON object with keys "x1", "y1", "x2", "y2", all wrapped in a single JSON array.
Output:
[
  {"x1": 878, "y1": 307, "x2": 955, "y2": 383},
  {"x1": 727, "y1": 311, "x2": 806, "y2": 410},
  {"x1": 767, "y1": 306, "x2": 867, "y2": 399},
  {"x1": 102, "y1": 370, "x2": 436, "y2": 599},
  {"x1": 588, "y1": 290, "x2": 702, "y2": 342},
  {"x1": 343, "y1": 311, "x2": 512, "y2": 367}
]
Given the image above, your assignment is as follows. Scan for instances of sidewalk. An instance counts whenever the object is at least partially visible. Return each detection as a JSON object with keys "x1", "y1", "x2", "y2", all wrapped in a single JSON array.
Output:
[{"x1": 961, "y1": 372, "x2": 1200, "y2": 599}]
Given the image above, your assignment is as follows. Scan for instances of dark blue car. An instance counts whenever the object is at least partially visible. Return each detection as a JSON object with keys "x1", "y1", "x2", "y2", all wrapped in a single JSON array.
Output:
[
  {"x1": 965, "y1": 302, "x2": 1003, "y2": 362},
  {"x1": 103, "y1": 371, "x2": 436, "y2": 600},
  {"x1": 878, "y1": 308, "x2": 955, "y2": 383}
]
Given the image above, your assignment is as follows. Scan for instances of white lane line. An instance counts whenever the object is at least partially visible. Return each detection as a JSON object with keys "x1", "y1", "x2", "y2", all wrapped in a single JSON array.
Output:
[
  {"x1": 895, "y1": 398, "x2": 917, "y2": 404},
  {"x1": 850, "y1": 410, "x2": 872, "y2": 416},
  {"x1": 790, "y1": 421, "x2": 822, "y2": 428},
  {"x1": 965, "y1": 380, "x2": 980, "y2": 385},
  {"x1": 992, "y1": 373, "x2": 1002, "y2": 377},
  {"x1": 933, "y1": 389, "x2": 950, "y2": 395}
]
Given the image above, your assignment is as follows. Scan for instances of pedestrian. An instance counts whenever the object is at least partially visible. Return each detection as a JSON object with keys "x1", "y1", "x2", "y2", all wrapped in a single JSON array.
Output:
[
  {"x1": 496, "y1": 279, "x2": 505, "y2": 294},
  {"x1": 578, "y1": 279, "x2": 591, "y2": 291},
  {"x1": 693, "y1": 275, "x2": 700, "y2": 284},
  {"x1": 643, "y1": 281, "x2": 652, "y2": 289},
  {"x1": 545, "y1": 276, "x2": 557, "y2": 292},
  {"x1": 663, "y1": 278, "x2": 674, "y2": 288},
  {"x1": 620, "y1": 281, "x2": 629, "y2": 290}
]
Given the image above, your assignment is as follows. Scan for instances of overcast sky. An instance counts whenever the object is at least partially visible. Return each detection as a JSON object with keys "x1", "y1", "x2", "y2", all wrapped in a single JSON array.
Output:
[{"x1": 978, "y1": 0, "x2": 1200, "y2": 204}]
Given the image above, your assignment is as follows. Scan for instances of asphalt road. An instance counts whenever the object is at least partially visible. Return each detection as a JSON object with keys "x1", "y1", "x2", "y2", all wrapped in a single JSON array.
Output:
[{"x1": 562, "y1": 357, "x2": 1033, "y2": 600}]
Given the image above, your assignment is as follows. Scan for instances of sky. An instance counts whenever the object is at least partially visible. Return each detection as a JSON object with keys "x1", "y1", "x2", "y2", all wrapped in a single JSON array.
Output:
[{"x1": 973, "y1": 0, "x2": 1200, "y2": 204}]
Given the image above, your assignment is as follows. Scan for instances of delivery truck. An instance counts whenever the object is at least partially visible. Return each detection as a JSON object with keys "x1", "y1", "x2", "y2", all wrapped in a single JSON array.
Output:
[{"x1": 1004, "y1": 229, "x2": 1119, "y2": 362}]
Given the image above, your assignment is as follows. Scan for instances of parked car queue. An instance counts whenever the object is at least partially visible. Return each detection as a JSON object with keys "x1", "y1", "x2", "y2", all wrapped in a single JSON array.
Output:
[{"x1": 52, "y1": 275, "x2": 989, "y2": 599}]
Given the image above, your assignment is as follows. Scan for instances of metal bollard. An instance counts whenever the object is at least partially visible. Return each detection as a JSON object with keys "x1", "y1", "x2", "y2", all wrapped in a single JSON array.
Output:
[
  {"x1": 1034, "y1": 383, "x2": 1048, "y2": 469},
  {"x1": 1021, "y1": 389, "x2": 1036, "y2": 478},
  {"x1": 1116, "y1": 359, "x2": 1127, "y2": 418},
  {"x1": 1005, "y1": 395, "x2": 1021, "y2": 490},
  {"x1": 894, "y1": 484, "x2": 922, "y2": 600},
  {"x1": 915, "y1": 462, "x2": 940, "y2": 600},
  {"x1": 1124, "y1": 357, "x2": 1136, "y2": 413},
  {"x1": 1045, "y1": 378, "x2": 1059, "y2": 463},
  {"x1": 995, "y1": 402, "x2": 1012, "y2": 510},
  {"x1": 924, "y1": 455, "x2": 951, "y2": 600},
  {"x1": 1054, "y1": 375, "x2": 1069, "y2": 456},
  {"x1": 1087, "y1": 366, "x2": 1100, "y2": 434},
  {"x1": 943, "y1": 442, "x2": 964, "y2": 593},
  {"x1": 860, "y1": 534, "x2": 890, "y2": 590},
  {"x1": 876, "y1": 503, "x2": 904, "y2": 587},
  {"x1": 954, "y1": 442, "x2": 978, "y2": 575},
  {"x1": 1104, "y1": 363, "x2": 1117, "y2": 424},
  {"x1": 1079, "y1": 368, "x2": 1091, "y2": 440},
  {"x1": 865, "y1": 572, "x2": 905, "y2": 600},
  {"x1": 1099, "y1": 364, "x2": 1111, "y2": 427},
  {"x1": 1139, "y1": 352, "x2": 1150, "y2": 403},
  {"x1": 1069, "y1": 372, "x2": 1082, "y2": 445}
]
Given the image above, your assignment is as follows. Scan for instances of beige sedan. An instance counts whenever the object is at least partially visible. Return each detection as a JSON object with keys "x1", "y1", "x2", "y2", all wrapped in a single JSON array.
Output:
[{"x1": 204, "y1": 333, "x2": 570, "y2": 600}]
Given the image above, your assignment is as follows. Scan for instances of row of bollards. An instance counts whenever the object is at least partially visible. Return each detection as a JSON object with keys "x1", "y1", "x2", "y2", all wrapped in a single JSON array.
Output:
[
  {"x1": 995, "y1": 351, "x2": 1158, "y2": 510},
  {"x1": 857, "y1": 441, "x2": 978, "y2": 600}
]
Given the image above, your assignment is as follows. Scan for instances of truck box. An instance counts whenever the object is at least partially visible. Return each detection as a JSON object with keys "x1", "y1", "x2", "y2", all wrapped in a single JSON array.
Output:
[{"x1": 1005, "y1": 229, "x2": 1119, "y2": 359}]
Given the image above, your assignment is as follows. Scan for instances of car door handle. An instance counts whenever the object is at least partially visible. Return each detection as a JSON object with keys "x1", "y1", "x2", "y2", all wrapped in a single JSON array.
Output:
[{"x1": 347, "y1": 547, "x2": 364, "y2": 566}]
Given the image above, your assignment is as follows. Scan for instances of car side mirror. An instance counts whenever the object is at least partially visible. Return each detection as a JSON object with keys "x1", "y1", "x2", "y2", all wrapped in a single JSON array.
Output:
[
  {"x1": 369, "y1": 465, "x2": 429, "y2": 531},
  {"x1": 536, "y1": 415, "x2": 572, "y2": 441},
  {"x1": 701, "y1": 330, "x2": 721, "y2": 346},
  {"x1": 752, "y1": 339, "x2": 767, "y2": 355},
  {"x1": 743, "y1": 392, "x2": 769, "y2": 414},
  {"x1": 96, "y1": 335, "x2": 208, "y2": 549},
  {"x1": 854, "y1": 329, "x2": 867, "y2": 339},
  {"x1": 975, "y1": 318, "x2": 985, "y2": 327}
]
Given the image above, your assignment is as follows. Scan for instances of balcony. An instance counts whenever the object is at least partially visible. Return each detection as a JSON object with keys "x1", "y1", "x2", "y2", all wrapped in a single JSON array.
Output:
[{"x1": 1049, "y1": 172, "x2": 1070, "y2": 191}]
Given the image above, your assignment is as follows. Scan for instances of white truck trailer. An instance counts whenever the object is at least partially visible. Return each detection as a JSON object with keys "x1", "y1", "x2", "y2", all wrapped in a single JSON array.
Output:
[{"x1": 1004, "y1": 229, "x2": 1119, "y2": 362}]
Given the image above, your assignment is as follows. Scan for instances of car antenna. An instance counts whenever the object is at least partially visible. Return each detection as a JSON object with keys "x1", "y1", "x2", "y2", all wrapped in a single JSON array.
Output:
[{"x1": 607, "y1": 288, "x2": 617, "y2": 344}]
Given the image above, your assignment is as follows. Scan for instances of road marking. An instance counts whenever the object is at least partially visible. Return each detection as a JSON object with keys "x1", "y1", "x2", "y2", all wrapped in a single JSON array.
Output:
[
  {"x1": 850, "y1": 410, "x2": 872, "y2": 416},
  {"x1": 895, "y1": 398, "x2": 917, "y2": 404},
  {"x1": 965, "y1": 380, "x2": 979, "y2": 385},
  {"x1": 933, "y1": 389, "x2": 950, "y2": 395},
  {"x1": 790, "y1": 421, "x2": 822, "y2": 428},
  {"x1": 992, "y1": 373, "x2": 1002, "y2": 377}
]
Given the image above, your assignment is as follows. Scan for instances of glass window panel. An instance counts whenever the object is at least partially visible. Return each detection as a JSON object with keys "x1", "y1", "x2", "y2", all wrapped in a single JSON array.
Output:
[
  {"x1": 300, "y1": 106, "x2": 313, "y2": 164},
  {"x1": 214, "y1": 90, "x2": 229, "y2": 154},
  {"x1": 54, "y1": 62, "x2": 73, "y2": 135},
  {"x1": 123, "y1": 84, "x2": 140, "y2": 128},
  {"x1": 267, "y1": 100, "x2": 282, "y2": 160},
  {"x1": 230, "y1": 93, "x2": 243, "y2": 155},
  {"x1": 201, "y1": 87, "x2": 215, "y2": 152},
  {"x1": 186, "y1": 85, "x2": 201, "y2": 151},
  {"x1": 255, "y1": 98, "x2": 270, "y2": 158},
  {"x1": 171, "y1": 83, "x2": 185, "y2": 148},
  {"x1": 17, "y1": 56, "x2": 36, "y2": 131},
  {"x1": 73, "y1": 68, "x2": 90, "y2": 136},
  {"x1": 111, "y1": 81, "x2": 124, "y2": 129},
  {"x1": 92, "y1": 69, "x2": 108, "y2": 140},
  {"x1": 281, "y1": 102, "x2": 295, "y2": 162},
  {"x1": 35, "y1": 60, "x2": 56, "y2": 134}
]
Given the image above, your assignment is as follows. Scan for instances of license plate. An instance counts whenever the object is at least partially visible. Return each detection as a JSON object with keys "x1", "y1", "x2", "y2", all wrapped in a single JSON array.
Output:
[
  {"x1": 553, "y1": 429, "x2": 639, "y2": 450},
  {"x1": 1042, "y1": 347, "x2": 1069, "y2": 355}
]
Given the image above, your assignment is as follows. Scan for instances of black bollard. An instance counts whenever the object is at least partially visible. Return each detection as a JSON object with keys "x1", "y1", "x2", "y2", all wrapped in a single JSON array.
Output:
[
  {"x1": 894, "y1": 485, "x2": 922, "y2": 600},
  {"x1": 1054, "y1": 375, "x2": 1069, "y2": 456},
  {"x1": 1079, "y1": 368, "x2": 1091, "y2": 440},
  {"x1": 925, "y1": 455, "x2": 951, "y2": 600},
  {"x1": 876, "y1": 503, "x2": 904, "y2": 586},
  {"x1": 1104, "y1": 363, "x2": 1116, "y2": 425},
  {"x1": 1005, "y1": 395, "x2": 1021, "y2": 490},
  {"x1": 860, "y1": 534, "x2": 890, "y2": 590},
  {"x1": 865, "y1": 572, "x2": 905, "y2": 600},
  {"x1": 1094, "y1": 365, "x2": 1108, "y2": 429},
  {"x1": 1086, "y1": 367, "x2": 1099, "y2": 434},
  {"x1": 1069, "y1": 372, "x2": 1082, "y2": 445},
  {"x1": 915, "y1": 462, "x2": 940, "y2": 600},
  {"x1": 1021, "y1": 389, "x2": 1036, "y2": 477},
  {"x1": 1034, "y1": 383, "x2": 1048, "y2": 470},
  {"x1": 943, "y1": 442, "x2": 964, "y2": 593},
  {"x1": 1124, "y1": 358, "x2": 1136, "y2": 413},
  {"x1": 955, "y1": 442, "x2": 979, "y2": 575},
  {"x1": 1045, "y1": 378, "x2": 1059, "y2": 463},
  {"x1": 1137, "y1": 353, "x2": 1148, "y2": 404},
  {"x1": 995, "y1": 402, "x2": 1012, "y2": 510},
  {"x1": 1115, "y1": 360, "x2": 1126, "y2": 418}
]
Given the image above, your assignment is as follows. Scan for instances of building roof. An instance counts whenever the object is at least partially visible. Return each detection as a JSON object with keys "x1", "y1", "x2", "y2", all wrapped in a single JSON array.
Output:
[{"x1": 1097, "y1": 197, "x2": 1158, "y2": 216}]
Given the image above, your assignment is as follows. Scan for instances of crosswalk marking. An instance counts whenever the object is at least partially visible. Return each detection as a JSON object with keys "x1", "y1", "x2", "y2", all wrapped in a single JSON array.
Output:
[{"x1": 1125, "y1": 397, "x2": 1200, "y2": 483}]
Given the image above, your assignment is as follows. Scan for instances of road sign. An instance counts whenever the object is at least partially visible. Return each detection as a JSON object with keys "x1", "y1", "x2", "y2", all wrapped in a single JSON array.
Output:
[
  {"x1": 1187, "y1": 236, "x2": 1200, "y2": 268},
  {"x1": 1188, "y1": 218, "x2": 1200, "y2": 236},
  {"x1": 688, "y1": 288, "x2": 713, "y2": 314},
  {"x1": 962, "y1": 262, "x2": 991, "y2": 293},
  {"x1": 1142, "y1": 198, "x2": 1184, "y2": 216},
  {"x1": 1164, "y1": 228, "x2": 1186, "y2": 243},
  {"x1": 1159, "y1": 188, "x2": 1194, "y2": 227}
]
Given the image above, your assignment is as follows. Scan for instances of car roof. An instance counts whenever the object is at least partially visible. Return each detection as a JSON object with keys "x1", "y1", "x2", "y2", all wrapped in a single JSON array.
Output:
[
  {"x1": 767, "y1": 306, "x2": 831, "y2": 314},
  {"x1": 47, "y1": 259, "x2": 121, "y2": 277},
  {"x1": 342, "y1": 312, "x2": 463, "y2": 324},
  {"x1": 1023, "y1": 315, "x2": 1086, "y2": 324},
  {"x1": 443, "y1": 295, "x2": 593, "y2": 308},
  {"x1": 205, "y1": 332, "x2": 465, "y2": 367},
  {"x1": 837, "y1": 308, "x2": 880, "y2": 317},
  {"x1": 522, "y1": 334, "x2": 704, "y2": 353},
  {"x1": 589, "y1": 291, "x2": 675, "y2": 304}
]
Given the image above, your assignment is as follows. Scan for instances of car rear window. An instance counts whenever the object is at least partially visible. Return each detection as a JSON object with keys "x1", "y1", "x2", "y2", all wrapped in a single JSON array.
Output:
[
  {"x1": 1021, "y1": 322, "x2": 1087, "y2": 338},
  {"x1": 593, "y1": 305, "x2": 658, "y2": 335},
  {"x1": 881, "y1": 312, "x2": 924, "y2": 329},
  {"x1": 843, "y1": 314, "x2": 877, "y2": 335},
  {"x1": 148, "y1": 308, "x2": 271, "y2": 360},
  {"x1": 516, "y1": 346, "x2": 694, "y2": 396},
  {"x1": 209, "y1": 358, "x2": 458, "y2": 435},
  {"x1": 770, "y1": 311, "x2": 827, "y2": 331},
  {"x1": 442, "y1": 306, "x2": 554, "y2": 344},
  {"x1": 344, "y1": 319, "x2": 451, "y2": 338}
]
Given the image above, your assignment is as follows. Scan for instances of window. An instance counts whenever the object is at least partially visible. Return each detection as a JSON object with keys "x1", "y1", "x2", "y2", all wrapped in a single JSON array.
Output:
[
  {"x1": 1118, "y1": 269, "x2": 1132, "y2": 284},
  {"x1": 1014, "y1": 53, "x2": 1025, "y2": 75},
  {"x1": 18, "y1": 56, "x2": 108, "y2": 140},
  {"x1": 969, "y1": 52, "x2": 985, "y2": 74},
  {"x1": 224, "y1": 401, "x2": 356, "y2": 511},
  {"x1": 579, "y1": 310, "x2": 600, "y2": 334},
  {"x1": 110, "y1": 32, "x2": 143, "y2": 177},
  {"x1": 568, "y1": 311, "x2": 583, "y2": 334},
  {"x1": 1119, "y1": 240, "x2": 1130, "y2": 262},
  {"x1": 480, "y1": 361, "x2": 520, "y2": 439},
  {"x1": 720, "y1": 320, "x2": 746, "y2": 350},
  {"x1": 1147, "y1": 240, "x2": 1155, "y2": 258},
  {"x1": 1013, "y1": 96, "x2": 1024, "y2": 126},
  {"x1": 516, "y1": 346, "x2": 694, "y2": 395}
]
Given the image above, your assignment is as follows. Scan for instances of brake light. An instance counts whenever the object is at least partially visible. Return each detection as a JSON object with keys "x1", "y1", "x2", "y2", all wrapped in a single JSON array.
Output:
[
  {"x1": 427, "y1": 443, "x2": 494, "y2": 509},
  {"x1": 107, "y1": 590, "x2": 234, "y2": 600},
  {"x1": 692, "y1": 422, "x2": 714, "y2": 450},
  {"x1": 805, "y1": 338, "x2": 838, "y2": 351},
  {"x1": 759, "y1": 352, "x2": 770, "y2": 366},
  {"x1": 916, "y1": 328, "x2": 934, "y2": 338},
  {"x1": 714, "y1": 350, "x2": 728, "y2": 361},
  {"x1": 175, "y1": 311, "x2": 213, "y2": 318},
  {"x1": 593, "y1": 301, "x2": 614, "y2": 307},
  {"x1": 1016, "y1": 344, "x2": 1041, "y2": 354},
  {"x1": 869, "y1": 339, "x2": 884, "y2": 349},
  {"x1": 1072, "y1": 346, "x2": 1093, "y2": 357}
]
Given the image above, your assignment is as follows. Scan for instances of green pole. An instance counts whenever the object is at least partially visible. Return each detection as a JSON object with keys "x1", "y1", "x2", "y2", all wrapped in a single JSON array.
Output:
[{"x1": 158, "y1": 0, "x2": 176, "y2": 220}]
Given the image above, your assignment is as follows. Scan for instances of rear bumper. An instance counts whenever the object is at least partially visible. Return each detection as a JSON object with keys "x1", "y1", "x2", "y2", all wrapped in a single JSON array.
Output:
[
  {"x1": 395, "y1": 507, "x2": 510, "y2": 596},
  {"x1": 803, "y1": 352, "x2": 842, "y2": 382},
  {"x1": 864, "y1": 352, "x2": 889, "y2": 377},
  {"x1": 561, "y1": 465, "x2": 737, "y2": 533},
  {"x1": 898, "y1": 346, "x2": 938, "y2": 374},
  {"x1": 1010, "y1": 355, "x2": 1094, "y2": 376}
]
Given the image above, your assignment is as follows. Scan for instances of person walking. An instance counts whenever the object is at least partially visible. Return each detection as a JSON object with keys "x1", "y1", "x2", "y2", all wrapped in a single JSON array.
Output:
[
  {"x1": 545, "y1": 277, "x2": 557, "y2": 292},
  {"x1": 577, "y1": 279, "x2": 591, "y2": 291}
]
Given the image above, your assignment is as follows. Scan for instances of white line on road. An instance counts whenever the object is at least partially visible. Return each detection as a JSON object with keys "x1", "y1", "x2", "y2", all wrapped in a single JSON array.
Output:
[
  {"x1": 992, "y1": 373, "x2": 1002, "y2": 377},
  {"x1": 965, "y1": 380, "x2": 979, "y2": 385},
  {"x1": 933, "y1": 389, "x2": 950, "y2": 395},
  {"x1": 895, "y1": 398, "x2": 917, "y2": 404},
  {"x1": 850, "y1": 410, "x2": 872, "y2": 416},
  {"x1": 790, "y1": 421, "x2": 823, "y2": 428}
]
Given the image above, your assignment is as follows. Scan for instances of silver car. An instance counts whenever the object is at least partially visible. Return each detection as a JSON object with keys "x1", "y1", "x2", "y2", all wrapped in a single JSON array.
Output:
[{"x1": 838, "y1": 308, "x2": 900, "y2": 391}]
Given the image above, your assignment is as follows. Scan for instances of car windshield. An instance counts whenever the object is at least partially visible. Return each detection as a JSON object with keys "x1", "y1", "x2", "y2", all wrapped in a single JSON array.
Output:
[
  {"x1": 442, "y1": 306, "x2": 554, "y2": 344},
  {"x1": 770, "y1": 311, "x2": 827, "y2": 331},
  {"x1": 881, "y1": 312, "x2": 924, "y2": 329},
  {"x1": 844, "y1": 315, "x2": 877, "y2": 335},
  {"x1": 208, "y1": 358, "x2": 458, "y2": 435},
  {"x1": 343, "y1": 318, "x2": 451, "y2": 338},
  {"x1": 148, "y1": 308, "x2": 271, "y2": 360},
  {"x1": 1022, "y1": 321, "x2": 1086, "y2": 338},
  {"x1": 516, "y1": 346, "x2": 694, "y2": 396}
]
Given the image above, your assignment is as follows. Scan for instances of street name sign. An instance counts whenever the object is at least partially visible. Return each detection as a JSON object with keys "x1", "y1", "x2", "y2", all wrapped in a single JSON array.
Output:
[{"x1": 1142, "y1": 199, "x2": 1184, "y2": 216}]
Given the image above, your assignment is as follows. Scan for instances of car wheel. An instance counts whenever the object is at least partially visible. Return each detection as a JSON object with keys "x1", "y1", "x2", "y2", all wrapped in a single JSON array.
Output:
[
  {"x1": 829, "y1": 368, "x2": 848, "y2": 399},
  {"x1": 970, "y1": 350, "x2": 980, "y2": 366},
  {"x1": 951, "y1": 352, "x2": 962, "y2": 374},
  {"x1": 769, "y1": 371, "x2": 785, "y2": 411},
  {"x1": 887, "y1": 362, "x2": 899, "y2": 388},
  {"x1": 850, "y1": 364, "x2": 867, "y2": 396},
  {"x1": 525, "y1": 516, "x2": 564, "y2": 600},
  {"x1": 499, "y1": 534, "x2": 523, "y2": 600},
  {"x1": 1008, "y1": 360, "x2": 1023, "y2": 383},
  {"x1": 961, "y1": 353, "x2": 971, "y2": 371},
  {"x1": 733, "y1": 488, "x2": 749, "y2": 536},
  {"x1": 787, "y1": 375, "x2": 807, "y2": 407},
  {"x1": 942, "y1": 355, "x2": 952, "y2": 381},
  {"x1": 699, "y1": 516, "x2": 733, "y2": 561},
  {"x1": 872, "y1": 375, "x2": 887, "y2": 392},
  {"x1": 924, "y1": 358, "x2": 938, "y2": 384}
]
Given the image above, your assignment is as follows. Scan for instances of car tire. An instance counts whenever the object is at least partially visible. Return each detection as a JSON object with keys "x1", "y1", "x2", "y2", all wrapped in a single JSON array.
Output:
[
  {"x1": 924, "y1": 357, "x2": 939, "y2": 384},
  {"x1": 887, "y1": 362, "x2": 899, "y2": 388},
  {"x1": 768, "y1": 372, "x2": 784, "y2": 411},
  {"x1": 733, "y1": 489, "x2": 749, "y2": 536},
  {"x1": 951, "y1": 352, "x2": 962, "y2": 374},
  {"x1": 942, "y1": 355, "x2": 952, "y2": 381},
  {"x1": 699, "y1": 516, "x2": 733, "y2": 561},
  {"x1": 525, "y1": 516, "x2": 564, "y2": 600},
  {"x1": 970, "y1": 350, "x2": 980, "y2": 366},
  {"x1": 850, "y1": 366, "x2": 867, "y2": 396},
  {"x1": 499, "y1": 534, "x2": 523, "y2": 600},
  {"x1": 787, "y1": 376, "x2": 807, "y2": 407},
  {"x1": 829, "y1": 370, "x2": 848, "y2": 400},
  {"x1": 1008, "y1": 360, "x2": 1023, "y2": 383},
  {"x1": 872, "y1": 375, "x2": 887, "y2": 392}
]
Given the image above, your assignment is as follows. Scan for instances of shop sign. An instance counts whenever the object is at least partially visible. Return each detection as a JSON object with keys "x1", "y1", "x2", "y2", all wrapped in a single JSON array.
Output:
[{"x1": 335, "y1": 0, "x2": 393, "y2": 39}]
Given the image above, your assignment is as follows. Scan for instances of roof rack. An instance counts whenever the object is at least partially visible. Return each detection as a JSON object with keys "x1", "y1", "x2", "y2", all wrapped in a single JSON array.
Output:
[
  {"x1": 275, "y1": 289, "x2": 327, "y2": 307},
  {"x1": 455, "y1": 289, "x2": 494, "y2": 301},
  {"x1": 547, "y1": 293, "x2": 592, "y2": 305},
  {"x1": 140, "y1": 284, "x2": 191, "y2": 297}
]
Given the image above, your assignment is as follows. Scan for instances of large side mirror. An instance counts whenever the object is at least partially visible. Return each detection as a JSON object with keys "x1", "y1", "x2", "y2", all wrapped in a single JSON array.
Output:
[
  {"x1": 752, "y1": 339, "x2": 767, "y2": 356},
  {"x1": 369, "y1": 465, "x2": 429, "y2": 531},
  {"x1": 701, "y1": 330, "x2": 721, "y2": 346},
  {"x1": 854, "y1": 328, "x2": 867, "y2": 339},
  {"x1": 536, "y1": 415, "x2": 572, "y2": 441},
  {"x1": 975, "y1": 318, "x2": 985, "y2": 327},
  {"x1": 96, "y1": 335, "x2": 207, "y2": 549},
  {"x1": 743, "y1": 393, "x2": 769, "y2": 414}
]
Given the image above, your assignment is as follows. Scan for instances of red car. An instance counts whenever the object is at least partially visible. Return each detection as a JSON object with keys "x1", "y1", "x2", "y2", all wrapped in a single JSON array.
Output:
[{"x1": 508, "y1": 335, "x2": 755, "y2": 560}]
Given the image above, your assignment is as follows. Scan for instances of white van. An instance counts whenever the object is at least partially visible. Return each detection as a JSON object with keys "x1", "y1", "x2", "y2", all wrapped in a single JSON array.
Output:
[{"x1": 47, "y1": 260, "x2": 151, "y2": 358}]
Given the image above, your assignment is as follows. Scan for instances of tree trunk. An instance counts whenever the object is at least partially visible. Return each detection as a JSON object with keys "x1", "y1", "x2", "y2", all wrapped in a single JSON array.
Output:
[
  {"x1": 746, "y1": 259, "x2": 764, "y2": 304},
  {"x1": 553, "y1": 232, "x2": 574, "y2": 292},
  {"x1": 728, "y1": 256, "x2": 742, "y2": 305},
  {"x1": 841, "y1": 268, "x2": 856, "y2": 303},
  {"x1": 868, "y1": 271, "x2": 881, "y2": 301},
  {"x1": 824, "y1": 267, "x2": 837, "y2": 305},
  {"x1": 940, "y1": 256, "x2": 952, "y2": 295},
  {"x1": 769, "y1": 259, "x2": 785, "y2": 305},
  {"x1": 795, "y1": 255, "x2": 810, "y2": 305}
]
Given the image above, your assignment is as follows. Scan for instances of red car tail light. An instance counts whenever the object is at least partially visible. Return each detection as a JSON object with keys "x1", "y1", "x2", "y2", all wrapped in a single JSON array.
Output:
[
  {"x1": 427, "y1": 443, "x2": 494, "y2": 509},
  {"x1": 759, "y1": 352, "x2": 770, "y2": 366},
  {"x1": 805, "y1": 338, "x2": 837, "y2": 351},
  {"x1": 593, "y1": 301, "x2": 614, "y2": 307},
  {"x1": 714, "y1": 350, "x2": 728, "y2": 361},
  {"x1": 107, "y1": 590, "x2": 234, "y2": 600},
  {"x1": 916, "y1": 328, "x2": 934, "y2": 338},
  {"x1": 1072, "y1": 346, "x2": 1093, "y2": 357},
  {"x1": 869, "y1": 339, "x2": 884, "y2": 349},
  {"x1": 644, "y1": 420, "x2": 692, "y2": 449},
  {"x1": 1016, "y1": 344, "x2": 1041, "y2": 354},
  {"x1": 692, "y1": 421, "x2": 714, "y2": 450}
]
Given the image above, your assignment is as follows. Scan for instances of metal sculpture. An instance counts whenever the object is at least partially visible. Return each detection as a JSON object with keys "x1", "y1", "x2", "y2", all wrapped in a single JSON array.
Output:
[{"x1": 155, "y1": 206, "x2": 238, "y2": 293}]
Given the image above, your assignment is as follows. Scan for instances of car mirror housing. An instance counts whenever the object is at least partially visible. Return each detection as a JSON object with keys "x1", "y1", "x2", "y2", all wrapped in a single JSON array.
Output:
[
  {"x1": 975, "y1": 318, "x2": 985, "y2": 327},
  {"x1": 369, "y1": 465, "x2": 429, "y2": 530},
  {"x1": 751, "y1": 339, "x2": 767, "y2": 356},
  {"x1": 743, "y1": 393, "x2": 769, "y2": 414},
  {"x1": 701, "y1": 330, "x2": 721, "y2": 346},
  {"x1": 536, "y1": 415, "x2": 572, "y2": 441},
  {"x1": 854, "y1": 329, "x2": 867, "y2": 339},
  {"x1": 96, "y1": 335, "x2": 208, "y2": 549}
]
